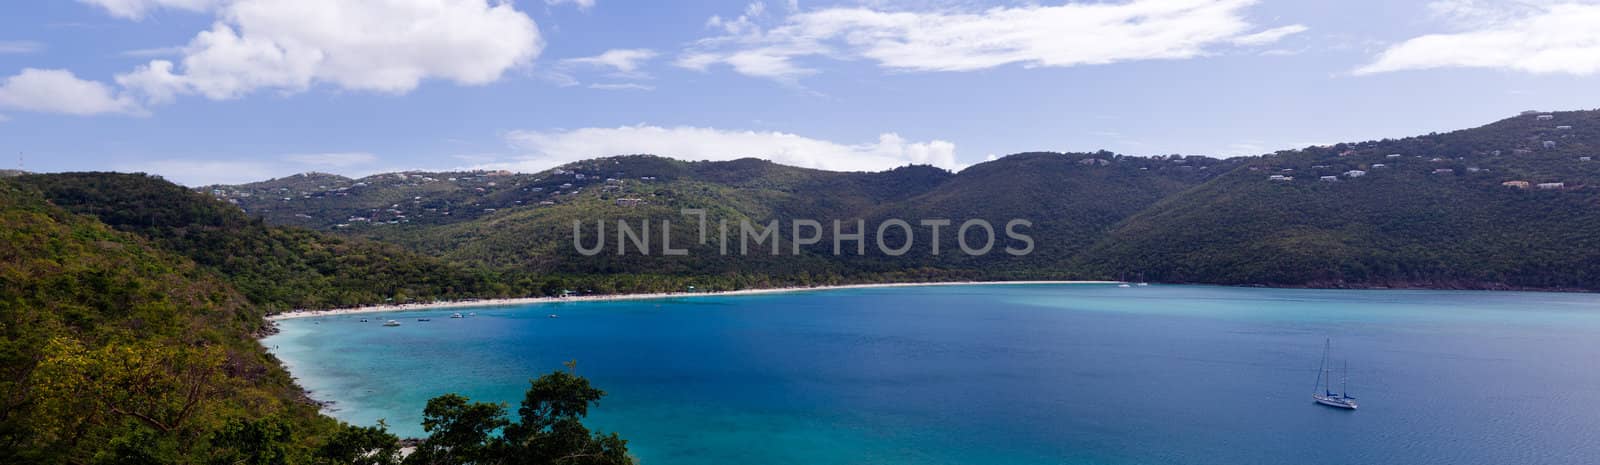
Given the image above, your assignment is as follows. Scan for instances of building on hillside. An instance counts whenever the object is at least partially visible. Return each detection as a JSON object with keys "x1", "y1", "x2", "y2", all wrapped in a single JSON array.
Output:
[
  {"x1": 1344, "y1": 170, "x2": 1367, "y2": 178},
  {"x1": 616, "y1": 198, "x2": 643, "y2": 207},
  {"x1": 1544, "y1": 141, "x2": 1558, "y2": 149},
  {"x1": 1371, "y1": 164, "x2": 1386, "y2": 168},
  {"x1": 1386, "y1": 153, "x2": 1402, "y2": 159},
  {"x1": 1581, "y1": 157, "x2": 1593, "y2": 162},
  {"x1": 1556, "y1": 125, "x2": 1573, "y2": 130},
  {"x1": 1502, "y1": 181, "x2": 1530, "y2": 189},
  {"x1": 1538, "y1": 182, "x2": 1565, "y2": 190},
  {"x1": 1433, "y1": 168, "x2": 1455, "y2": 175},
  {"x1": 1078, "y1": 158, "x2": 1110, "y2": 166},
  {"x1": 1268, "y1": 175, "x2": 1292, "y2": 181},
  {"x1": 1536, "y1": 114, "x2": 1555, "y2": 120},
  {"x1": 1320, "y1": 176, "x2": 1338, "y2": 182}
]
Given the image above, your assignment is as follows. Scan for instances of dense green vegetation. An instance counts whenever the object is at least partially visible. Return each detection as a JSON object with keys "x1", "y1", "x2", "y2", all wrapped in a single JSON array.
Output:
[
  {"x1": 15, "y1": 173, "x2": 517, "y2": 311},
  {"x1": 214, "y1": 153, "x2": 1242, "y2": 288},
  {"x1": 1077, "y1": 110, "x2": 1600, "y2": 289},
  {"x1": 207, "y1": 111, "x2": 1600, "y2": 290},
  {"x1": 2, "y1": 179, "x2": 637, "y2": 463},
  {"x1": 0, "y1": 181, "x2": 329, "y2": 463}
]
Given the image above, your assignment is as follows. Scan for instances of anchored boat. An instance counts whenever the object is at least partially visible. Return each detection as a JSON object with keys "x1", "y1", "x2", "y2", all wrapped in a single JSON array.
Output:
[{"x1": 1312, "y1": 338, "x2": 1358, "y2": 410}]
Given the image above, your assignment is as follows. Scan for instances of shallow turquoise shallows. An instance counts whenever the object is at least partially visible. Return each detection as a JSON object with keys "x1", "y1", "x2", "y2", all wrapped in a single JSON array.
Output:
[{"x1": 264, "y1": 284, "x2": 1600, "y2": 465}]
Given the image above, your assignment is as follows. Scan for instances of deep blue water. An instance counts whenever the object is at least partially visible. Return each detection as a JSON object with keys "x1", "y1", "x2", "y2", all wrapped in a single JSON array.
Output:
[{"x1": 264, "y1": 284, "x2": 1600, "y2": 464}]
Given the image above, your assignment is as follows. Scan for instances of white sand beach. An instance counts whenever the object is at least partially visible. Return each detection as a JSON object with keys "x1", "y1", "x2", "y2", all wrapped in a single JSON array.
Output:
[{"x1": 264, "y1": 280, "x2": 1119, "y2": 321}]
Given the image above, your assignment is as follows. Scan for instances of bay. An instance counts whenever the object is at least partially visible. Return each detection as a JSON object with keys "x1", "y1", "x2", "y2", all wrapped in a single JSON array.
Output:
[{"x1": 264, "y1": 284, "x2": 1600, "y2": 465}]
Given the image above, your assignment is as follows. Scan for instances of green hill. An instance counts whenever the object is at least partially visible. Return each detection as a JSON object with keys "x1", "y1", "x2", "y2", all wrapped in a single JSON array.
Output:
[
  {"x1": 202, "y1": 110, "x2": 1600, "y2": 291},
  {"x1": 1077, "y1": 110, "x2": 1600, "y2": 289},
  {"x1": 0, "y1": 181, "x2": 335, "y2": 464},
  {"x1": 208, "y1": 153, "x2": 1237, "y2": 290},
  {"x1": 14, "y1": 173, "x2": 513, "y2": 311}
]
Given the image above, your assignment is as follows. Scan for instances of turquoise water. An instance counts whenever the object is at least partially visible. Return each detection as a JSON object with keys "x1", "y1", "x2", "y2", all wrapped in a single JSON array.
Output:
[{"x1": 264, "y1": 284, "x2": 1600, "y2": 464}]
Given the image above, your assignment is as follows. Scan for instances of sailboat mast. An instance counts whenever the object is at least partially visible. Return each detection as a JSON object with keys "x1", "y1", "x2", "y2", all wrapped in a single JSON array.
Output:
[
  {"x1": 1315, "y1": 338, "x2": 1331, "y2": 395},
  {"x1": 1341, "y1": 360, "x2": 1349, "y2": 396}
]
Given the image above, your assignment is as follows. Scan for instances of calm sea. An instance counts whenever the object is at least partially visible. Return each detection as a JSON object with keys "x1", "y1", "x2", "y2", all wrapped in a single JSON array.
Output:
[{"x1": 264, "y1": 284, "x2": 1600, "y2": 465}]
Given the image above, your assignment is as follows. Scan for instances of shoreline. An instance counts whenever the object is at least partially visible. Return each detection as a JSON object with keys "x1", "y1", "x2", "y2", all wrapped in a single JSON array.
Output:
[{"x1": 264, "y1": 280, "x2": 1118, "y2": 321}]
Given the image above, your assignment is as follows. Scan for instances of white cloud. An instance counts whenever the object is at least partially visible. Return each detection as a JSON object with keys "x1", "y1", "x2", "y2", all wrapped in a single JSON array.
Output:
[
  {"x1": 545, "y1": 0, "x2": 595, "y2": 10},
  {"x1": 1355, "y1": 2, "x2": 1600, "y2": 75},
  {"x1": 587, "y1": 83, "x2": 655, "y2": 91},
  {"x1": 680, "y1": 0, "x2": 1304, "y2": 80},
  {"x1": 119, "y1": 46, "x2": 185, "y2": 58},
  {"x1": 122, "y1": 152, "x2": 382, "y2": 185},
  {"x1": 78, "y1": 0, "x2": 219, "y2": 20},
  {"x1": 0, "y1": 41, "x2": 45, "y2": 54},
  {"x1": 0, "y1": 68, "x2": 143, "y2": 116},
  {"x1": 1231, "y1": 24, "x2": 1309, "y2": 46},
  {"x1": 485, "y1": 125, "x2": 960, "y2": 173},
  {"x1": 116, "y1": 0, "x2": 542, "y2": 102},
  {"x1": 560, "y1": 48, "x2": 658, "y2": 74},
  {"x1": 282, "y1": 152, "x2": 378, "y2": 167}
]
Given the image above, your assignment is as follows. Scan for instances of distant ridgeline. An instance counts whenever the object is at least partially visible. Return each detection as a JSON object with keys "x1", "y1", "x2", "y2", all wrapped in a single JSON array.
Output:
[{"x1": 194, "y1": 111, "x2": 1600, "y2": 291}]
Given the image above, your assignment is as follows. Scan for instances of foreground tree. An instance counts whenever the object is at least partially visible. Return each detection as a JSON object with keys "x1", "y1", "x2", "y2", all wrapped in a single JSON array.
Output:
[{"x1": 403, "y1": 370, "x2": 631, "y2": 465}]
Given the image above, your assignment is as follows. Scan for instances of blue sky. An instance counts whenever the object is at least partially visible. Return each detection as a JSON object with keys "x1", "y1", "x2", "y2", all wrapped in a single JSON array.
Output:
[{"x1": 1, "y1": 0, "x2": 1598, "y2": 185}]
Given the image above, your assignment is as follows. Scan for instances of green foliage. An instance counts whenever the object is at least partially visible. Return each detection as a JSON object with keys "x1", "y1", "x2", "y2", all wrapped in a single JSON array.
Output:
[
  {"x1": 404, "y1": 371, "x2": 631, "y2": 465},
  {"x1": 1079, "y1": 110, "x2": 1600, "y2": 289},
  {"x1": 208, "y1": 153, "x2": 1236, "y2": 291},
  {"x1": 0, "y1": 182, "x2": 331, "y2": 464},
  {"x1": 0, "y1": 189, "x2": 634, "y2": 462},
  {"x1": 207, "y1": 416, "x2": 299, "y2": 465},
  {"x1": 14, "y1": 172, "x2": 511, "y2": 312},
  {"x1": 314, "y1": 423, "x2": 401, "y2": 465}
]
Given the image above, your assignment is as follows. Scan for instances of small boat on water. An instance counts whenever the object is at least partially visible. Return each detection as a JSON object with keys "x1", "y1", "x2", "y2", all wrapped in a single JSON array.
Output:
[
  {"x1": 468, "y1": 312, "x2": 476, "y2": 317},
  {"x1": 1117, "y1": 283, "x2": 1132, "y2": 288},
  {"x1": 417, "y1": 318, "x2": 431, "y2": 322},
  {"x1": 1312, "y1": 338, "x2": 1358, "y2": 410},
  {"x1": 382, "y1": 320, "x2": 400, "y2": 327},
  {"x1": 360, "y1": 318, "x2": 369, "y2": 322},
  {"x1": 451, "y1": 312, "x2": 463, "y2": 319},
  {"x1": 548, "y1": 314, "x2": 560, "y2": 319}
]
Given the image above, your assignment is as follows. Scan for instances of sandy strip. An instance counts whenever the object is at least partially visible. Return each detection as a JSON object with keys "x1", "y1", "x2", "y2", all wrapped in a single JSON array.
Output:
[{"x1": 265, "y1": 280, "x2": 1120, "y2": 321}]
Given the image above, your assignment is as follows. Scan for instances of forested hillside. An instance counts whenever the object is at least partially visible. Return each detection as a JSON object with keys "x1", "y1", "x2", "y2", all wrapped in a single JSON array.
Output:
[
  {"x1": 0, "y1": 180, "x2": 635, "y2": 464},
  {"x1": 211, "y1": 153, "x2": 1241, "y2": 288},
  {"x1": 205, "y1": 110, "x2": 1600, "y2": 291},
  {"x1": 15, "y1": 173, "x2": 516, "y2": 311},
  {"x1": 1078, "y1": 110, "x2": 1600, "y2": 289},
  {"x1": 0, "y1": 182, "x2": 334, "y2": 463}
]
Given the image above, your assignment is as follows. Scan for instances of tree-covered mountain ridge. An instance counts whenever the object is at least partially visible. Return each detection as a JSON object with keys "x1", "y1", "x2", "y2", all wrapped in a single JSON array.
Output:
[{"x1": 191, "y1": 108, "x2": 1599, "y2": 291}]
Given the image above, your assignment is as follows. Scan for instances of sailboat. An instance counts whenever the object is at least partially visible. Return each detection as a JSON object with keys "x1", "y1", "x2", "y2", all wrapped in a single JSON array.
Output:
[{"x1": 1312, "y1": 338, "x2": 1358, "y2": 410}]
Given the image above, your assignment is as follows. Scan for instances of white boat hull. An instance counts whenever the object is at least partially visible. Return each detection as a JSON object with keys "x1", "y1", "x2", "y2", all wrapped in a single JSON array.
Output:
[{"x1": 1314, "y1": 394, "x2": 1357, "y2": 410}]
